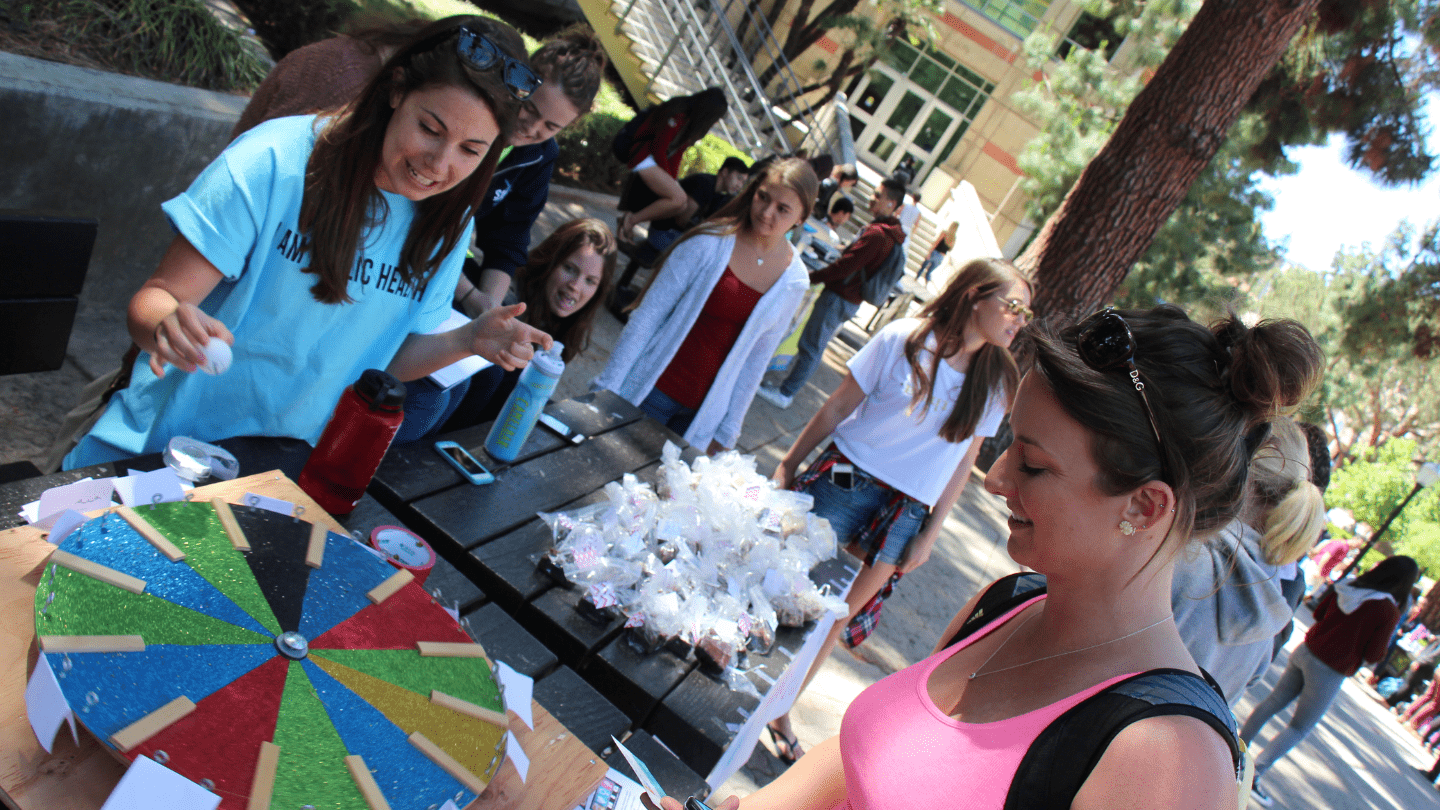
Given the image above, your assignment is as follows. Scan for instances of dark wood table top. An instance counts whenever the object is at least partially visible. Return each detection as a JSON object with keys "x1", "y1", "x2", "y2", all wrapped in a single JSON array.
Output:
[{"x1": 368, "y1": 389, "x2": 863, "y2": 782}]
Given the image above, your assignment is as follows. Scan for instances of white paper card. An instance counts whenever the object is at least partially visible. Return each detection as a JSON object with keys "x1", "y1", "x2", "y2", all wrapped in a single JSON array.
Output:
[
  {"x1": 504, "y1": 730, "x2": 529, "y2": 782},
  {"x1": 428, "y1": 310, "x2": 495, "y2": 388},
  {"x1": 441, "y1": 802, "x2": 460, "y2": 810},
  {"x1": 496, "y1": 662, "x2": 534, "y2": 729},
  {"x1": 25, "y1": 655, "x2": 77, "y2": 754},
  {"x1": 35, "y1": 478, "x2": 114, "y2": 525},
  {"x1": 611, "y1": 736, "x2": 665, "y2": 804},
  {"x1": 241, "y1": 492, "x2": 295, "y2": 516},
  {"x1": 115, "y1": 468, "x2": 186, "y2": 508},
  {"x1": 101, "y1": 755, "x2": 220, "y2": 810},
  {"x1": 46, "y1": 510, "x2": 90, "y2": 546}
]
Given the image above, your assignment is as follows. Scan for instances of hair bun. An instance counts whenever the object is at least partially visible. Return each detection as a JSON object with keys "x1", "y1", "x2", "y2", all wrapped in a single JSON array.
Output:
[{"x1": 1215, "y1": 316, "x2": 1323, "y2": 423}]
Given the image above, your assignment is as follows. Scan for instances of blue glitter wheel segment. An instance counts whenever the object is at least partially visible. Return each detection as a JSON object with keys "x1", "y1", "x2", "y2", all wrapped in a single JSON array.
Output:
[
  {"x1": 297, "y1": 527, "x2": 400, "y2": 641},
  {"x1": 54, "y1": 511, "x2": 271, "y2": 637},
  {"x1": 43, "y1": 644, "x2": 278, "y2": 745}
]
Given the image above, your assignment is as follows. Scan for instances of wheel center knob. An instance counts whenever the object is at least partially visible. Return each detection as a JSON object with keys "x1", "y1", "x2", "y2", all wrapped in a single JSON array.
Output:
[{"x1": 275, "y1": 631, "x2": 309, "y2": 660}]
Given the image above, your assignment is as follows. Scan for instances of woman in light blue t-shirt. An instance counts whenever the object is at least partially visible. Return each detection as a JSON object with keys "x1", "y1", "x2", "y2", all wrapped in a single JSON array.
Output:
[{"x1": 65, "y1": 16, "x2": 553, "y2": 468}]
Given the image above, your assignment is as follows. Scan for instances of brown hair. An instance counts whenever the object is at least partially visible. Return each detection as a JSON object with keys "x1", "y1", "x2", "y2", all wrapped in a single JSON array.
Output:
[
  {"x1": 298, "y1": 15, "x2": 525, "y2": 304},
  {"x1": 1353, "y1": 555, "x2": 1421, "y2": 604},
  {"x1": 905, "y1": 259, "x2": 1032, "y2": 442},
  {"x1": 530, "y1": 24, "x2": 607, "y2": 115},
  {"x1": 627, "y1": 158, "x2": 818, "y2": 311},
  {"x1": 1029, "y1": 306, "x2": 1323, "y2": 556},
  {"x1": 512, "y1": 218, "x2": 618, "y2": 361}
]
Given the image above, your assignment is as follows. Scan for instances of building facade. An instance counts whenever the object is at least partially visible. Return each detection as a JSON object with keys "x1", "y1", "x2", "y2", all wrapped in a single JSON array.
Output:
[{"x1": 786, "y1": 0, "x2": 1137, "y2": 257}]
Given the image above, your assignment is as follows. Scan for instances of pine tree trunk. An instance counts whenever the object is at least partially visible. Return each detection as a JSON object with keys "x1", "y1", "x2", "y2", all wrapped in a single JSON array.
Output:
[
  {"x1": 1419, "y1": 580, "x2": 1440, "y2": 631},
  {"x1": 1019, "y1": 0, "x2": 1322, "y2": 320}
]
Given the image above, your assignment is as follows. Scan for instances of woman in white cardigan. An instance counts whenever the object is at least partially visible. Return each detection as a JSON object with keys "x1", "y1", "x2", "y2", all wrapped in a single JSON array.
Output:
[{"x1": 594, "y1": 158, "x2": 818, "y2": 453}]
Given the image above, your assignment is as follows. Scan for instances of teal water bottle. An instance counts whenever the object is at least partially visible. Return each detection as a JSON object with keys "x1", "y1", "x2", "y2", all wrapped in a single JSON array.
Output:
[{"x1": 485, "y1": 342, "x2": 565, "y2": 462}]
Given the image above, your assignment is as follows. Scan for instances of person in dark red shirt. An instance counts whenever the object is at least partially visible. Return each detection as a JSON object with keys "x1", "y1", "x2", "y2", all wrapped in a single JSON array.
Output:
[
  {"x1": 757, "y1": 178, "x2": 907, "y2": 410},
  {"x1": 1240, "y1": 555, "x2": 1419, "y2": 806}
]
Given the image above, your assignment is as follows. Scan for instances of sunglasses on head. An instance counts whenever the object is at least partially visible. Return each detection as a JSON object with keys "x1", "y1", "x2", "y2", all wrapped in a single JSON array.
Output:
[
  {"x1": 1076, "y1": 307, "x2": 1167, "y2": 475},
  {"x1": 455, "y1": 26, "x2": 542, "y2": 100}
]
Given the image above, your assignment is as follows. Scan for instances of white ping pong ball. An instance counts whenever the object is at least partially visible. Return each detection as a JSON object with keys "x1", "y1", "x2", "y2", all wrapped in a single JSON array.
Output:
[{"x1": 199, "y1": 337, "x2": 232, "y2": 375}]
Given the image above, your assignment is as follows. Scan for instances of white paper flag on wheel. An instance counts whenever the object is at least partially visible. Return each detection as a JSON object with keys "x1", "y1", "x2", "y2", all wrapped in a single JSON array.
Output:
[{"x1": 25, "y1": 654, "x2": 77, "y2": 754}]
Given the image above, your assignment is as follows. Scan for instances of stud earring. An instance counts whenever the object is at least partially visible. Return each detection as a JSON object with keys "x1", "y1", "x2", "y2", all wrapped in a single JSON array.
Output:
[{"x1": 1119, "y1": 520, "x2": 1136, "y2": 536}]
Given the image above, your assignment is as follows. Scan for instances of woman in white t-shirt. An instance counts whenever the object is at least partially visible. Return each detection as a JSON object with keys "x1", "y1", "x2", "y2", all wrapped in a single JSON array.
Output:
[{"x1": 764, "y1": 257, "x2": 1034, "y2": 764}]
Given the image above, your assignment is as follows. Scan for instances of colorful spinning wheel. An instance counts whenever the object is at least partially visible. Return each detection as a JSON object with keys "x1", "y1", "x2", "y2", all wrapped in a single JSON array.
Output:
[{"x1": 33, "y1": 500, "x2": 507, "y2": 810}]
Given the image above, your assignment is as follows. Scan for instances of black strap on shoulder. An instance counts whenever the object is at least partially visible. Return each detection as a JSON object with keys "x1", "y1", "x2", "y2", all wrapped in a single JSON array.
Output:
[
  {"x1": 944, "y1": 572, "x2": 1047, "y2": 649},
  {"x1": 1002, "y1": 668, "x2": 1242, "y2": 810}
]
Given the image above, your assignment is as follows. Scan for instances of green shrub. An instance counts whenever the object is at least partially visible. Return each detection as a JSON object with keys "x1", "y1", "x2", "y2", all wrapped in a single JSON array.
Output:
[
  {"x1": 554, "y1": 110, "x2": 632, "y2": 193},
  {"x1": 21, "y1": 0, "x2": 271, "y2": 91},
  {"x1": 1327, "y1": 438, "x2": 1440, "y2": 575},
  {"x1": 680, "y1": 133, "x2": 755, "y2": 177}
]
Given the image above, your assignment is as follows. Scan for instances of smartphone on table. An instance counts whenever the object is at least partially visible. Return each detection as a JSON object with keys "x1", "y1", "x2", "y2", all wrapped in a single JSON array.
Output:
[{"x1": 434, "y1": 441, "x2": 495, "y2": 485}]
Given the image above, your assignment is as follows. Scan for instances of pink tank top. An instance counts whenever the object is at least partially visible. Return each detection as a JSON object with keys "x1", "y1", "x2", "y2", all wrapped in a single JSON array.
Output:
[{"x1": 830, "y1": 596, "x2": 1137, "y2": 810}]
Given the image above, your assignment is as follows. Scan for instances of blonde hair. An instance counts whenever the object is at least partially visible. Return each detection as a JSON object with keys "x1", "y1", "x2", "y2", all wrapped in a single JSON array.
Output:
[{"x1": 1249, "y1": 419, "x2": 1326, "y2": 565}]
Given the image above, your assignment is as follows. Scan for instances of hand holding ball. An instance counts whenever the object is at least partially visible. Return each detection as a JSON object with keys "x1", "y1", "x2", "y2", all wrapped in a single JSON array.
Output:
[{"x1": 198, "y1": 337, "x2": 232, "y2": 376}]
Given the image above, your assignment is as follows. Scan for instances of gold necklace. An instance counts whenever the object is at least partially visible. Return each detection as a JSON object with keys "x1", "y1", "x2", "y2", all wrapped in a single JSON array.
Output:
[{"x1": 969, "y1": 613, "x2": 1171, "y2": 680}]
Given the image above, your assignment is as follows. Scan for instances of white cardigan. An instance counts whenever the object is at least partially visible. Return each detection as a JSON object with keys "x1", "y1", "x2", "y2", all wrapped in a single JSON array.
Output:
[{"x1": 593, "y1": 230, "x2": 809, "y2": 448}]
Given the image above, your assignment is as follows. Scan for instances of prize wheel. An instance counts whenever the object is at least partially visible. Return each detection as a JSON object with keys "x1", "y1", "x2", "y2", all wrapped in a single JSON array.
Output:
[{"x1": 33, "y1": 500, "x2": 507, "y2": 810}]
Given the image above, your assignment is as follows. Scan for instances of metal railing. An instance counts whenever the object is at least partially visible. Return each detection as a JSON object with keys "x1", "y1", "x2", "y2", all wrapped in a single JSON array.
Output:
[{"x1": 606, "y1": 0, "x2": 848, "y2": 162}]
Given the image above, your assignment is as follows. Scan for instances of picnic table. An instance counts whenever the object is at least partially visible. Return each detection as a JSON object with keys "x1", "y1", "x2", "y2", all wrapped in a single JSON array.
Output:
[
  {"x1": 0, "y1": 390, "x2": 860, "y2": 800},
  {"x1": 369, "y1": 390, "x2": 859, "y2": 786}
]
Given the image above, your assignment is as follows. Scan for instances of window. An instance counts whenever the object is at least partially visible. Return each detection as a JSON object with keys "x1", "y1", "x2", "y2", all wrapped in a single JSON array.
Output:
[
  {"x1": 855, "y1": 73, "x2": 894, "y2": 115},
  {"x1": 848, "y1": 41, "x2": 997, "y2": 182},
  {"x1": 968, "y1": 0, "x2": 1051, "y2": 38},
  {"x1": 1056, "y1": 11, "x2": 1123, "y2": 61}
]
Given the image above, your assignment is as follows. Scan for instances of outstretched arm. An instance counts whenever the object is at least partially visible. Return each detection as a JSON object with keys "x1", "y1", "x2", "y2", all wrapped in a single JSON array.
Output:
[
  {"x1": 771, "y1": 373, "x2": 866, "y2": 489},
  {"x1": 619, "y1": 165, "x2": 689, "y2": 239},
  {"x1": 386, "y1": 303, "x2": 552, "y2": 381},
  {"x1": 659, "y1": 735, "x2": 848, "y2": 810},
  {"x1": 897, "y1": 438, "x2": 981, "y2": 574}
]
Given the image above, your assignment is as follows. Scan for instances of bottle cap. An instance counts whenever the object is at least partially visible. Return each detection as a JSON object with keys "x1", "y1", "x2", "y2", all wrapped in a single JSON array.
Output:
[
  {"x1": 355, "y1": 369, "x2": 407, "y2": 411},
  {"x1": 531, "y1": 342, "x2": 565, "y2": 377}
]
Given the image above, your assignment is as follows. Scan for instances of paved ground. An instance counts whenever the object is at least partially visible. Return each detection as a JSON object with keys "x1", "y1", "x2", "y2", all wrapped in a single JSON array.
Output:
[{"x1": 4, "y1": 184, "x2": 1437, "y2": 808}]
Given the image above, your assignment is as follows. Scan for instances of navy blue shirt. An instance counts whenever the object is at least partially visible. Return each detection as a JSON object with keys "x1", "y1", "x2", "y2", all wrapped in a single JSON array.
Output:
[{"x1": 467, "y1": 138, "x2": 560, "y2": 284}]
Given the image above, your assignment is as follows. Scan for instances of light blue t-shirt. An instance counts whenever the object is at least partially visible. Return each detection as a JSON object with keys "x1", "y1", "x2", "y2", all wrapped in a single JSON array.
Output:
[{"x1": 67, "y1": 115, "x2": 469, "y2": 467}]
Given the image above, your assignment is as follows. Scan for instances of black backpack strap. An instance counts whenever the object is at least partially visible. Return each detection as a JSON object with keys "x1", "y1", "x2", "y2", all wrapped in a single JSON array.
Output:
[
  {"x1": 943, "y1": 572, "x2": 1047, "y2": 650},
  {"x1": 1002, "y1": 668, "x2": 1242, "y2": 810}
]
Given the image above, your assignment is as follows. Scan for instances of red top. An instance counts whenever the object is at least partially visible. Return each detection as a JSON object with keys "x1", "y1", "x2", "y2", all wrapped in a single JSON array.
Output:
[
  {"x1": 655, "y1": 267, "x2": 765, "y2": 409},
  {"x1": 808, "y1": 216, "x2": 906, "y2": 304},
  {"x1": 1304, "y1": 590, "x2": 1401, "y2": 675},
  {"x1": 627, "y1": 112, "x2": 689, "y2": 177}
]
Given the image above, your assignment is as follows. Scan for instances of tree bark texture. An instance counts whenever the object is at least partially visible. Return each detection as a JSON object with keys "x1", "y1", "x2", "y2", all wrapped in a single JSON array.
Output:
[{"x1": 1021, "y1": 0, "x2": 1323, "y2": 320}]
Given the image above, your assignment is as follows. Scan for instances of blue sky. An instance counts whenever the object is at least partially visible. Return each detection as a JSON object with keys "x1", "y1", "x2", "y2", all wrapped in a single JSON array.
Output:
[{"x1": 1258, "y1": 95, "x2": 1440, "y2": 272}]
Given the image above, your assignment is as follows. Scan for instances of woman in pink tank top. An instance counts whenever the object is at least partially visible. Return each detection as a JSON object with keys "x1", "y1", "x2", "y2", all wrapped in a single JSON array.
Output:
[{"x1": 663, "y1": 306, "x2": 1323, "y2": 810}]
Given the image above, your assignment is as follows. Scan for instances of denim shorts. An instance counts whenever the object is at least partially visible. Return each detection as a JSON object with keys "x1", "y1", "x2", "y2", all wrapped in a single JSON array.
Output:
[
  {"x1": 800, "y1": 465, "x2": 928, "y2": 566},
  {"x1": 639, "y1": 387, "x2": 697, "y2": 436}
]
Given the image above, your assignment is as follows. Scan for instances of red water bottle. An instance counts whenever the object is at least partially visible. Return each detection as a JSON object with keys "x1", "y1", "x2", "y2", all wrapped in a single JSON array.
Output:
[{"x1": 298, "y1": 369, "x2": 406, "y2": 516}]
